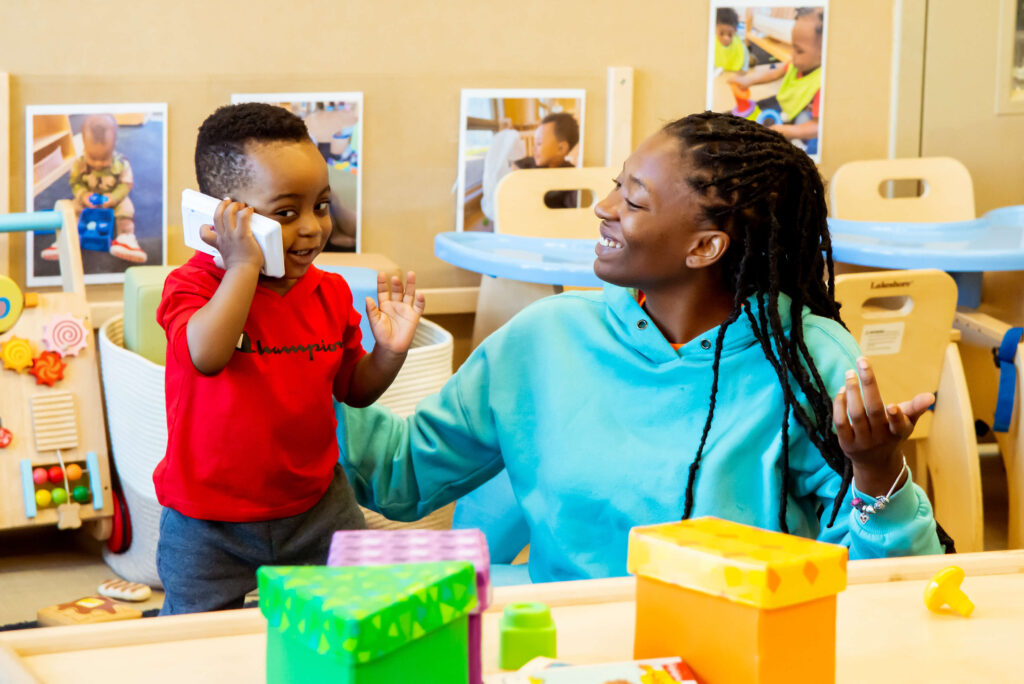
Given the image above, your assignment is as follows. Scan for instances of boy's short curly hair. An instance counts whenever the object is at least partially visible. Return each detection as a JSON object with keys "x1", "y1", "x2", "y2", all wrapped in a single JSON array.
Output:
[
  {"x1": 716, "y1": 8, "x2": 739, "y2": 28},
  {"x1": 541, "y1": 112, "x2": 580, "y2": 151},
  {"x1": 194, "y1": 103, "x2": 310, "y2": 198}
]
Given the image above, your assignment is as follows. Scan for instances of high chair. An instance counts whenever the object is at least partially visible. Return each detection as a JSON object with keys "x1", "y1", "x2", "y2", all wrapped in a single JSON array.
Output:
[
  {"x1": 833, "y1": 269, "x2": 982, "y2": 552},
  {"x1": 830, "y1": 156, "x2": 1014, "y2": 551}
]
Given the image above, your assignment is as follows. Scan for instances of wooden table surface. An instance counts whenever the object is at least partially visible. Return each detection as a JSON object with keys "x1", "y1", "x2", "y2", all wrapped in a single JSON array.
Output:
[{"x1": 2, "y1": 551, "x2": 1023, "y2": 683}]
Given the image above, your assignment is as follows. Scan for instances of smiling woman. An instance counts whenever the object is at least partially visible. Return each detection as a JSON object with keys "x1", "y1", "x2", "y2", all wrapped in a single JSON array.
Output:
[{"x1": 339, "y1": 111, "x2": 947, "y2": 586}]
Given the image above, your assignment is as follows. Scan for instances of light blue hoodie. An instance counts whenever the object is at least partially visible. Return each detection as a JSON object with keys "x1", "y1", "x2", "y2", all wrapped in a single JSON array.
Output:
[{"x1": 338, "y1": 284, "x2": 942, "y2": 583}]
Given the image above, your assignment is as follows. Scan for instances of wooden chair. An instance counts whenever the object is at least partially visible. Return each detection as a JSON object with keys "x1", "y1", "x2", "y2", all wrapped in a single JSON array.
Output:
[
  {"x1": 834, "y1": 269, "x2": 982, "y2": 552},
  {"x1": 828, "y1": 157, "x2": 975, "y2": 223},
  {"x1": 829, "y1": 156, "x2": 1017, "y2": 550}
]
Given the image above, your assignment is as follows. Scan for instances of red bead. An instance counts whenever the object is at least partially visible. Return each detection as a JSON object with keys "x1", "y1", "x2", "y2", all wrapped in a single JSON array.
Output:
[
  {"x1": 0, "y1": 427, "x2": 11, "y2": 448},
  {"x1": 48, "y1": 466, "x2": 64, "y2": 484},
  {"x1": 33, "y1": 467, "x2": 48, "y2": 485}
]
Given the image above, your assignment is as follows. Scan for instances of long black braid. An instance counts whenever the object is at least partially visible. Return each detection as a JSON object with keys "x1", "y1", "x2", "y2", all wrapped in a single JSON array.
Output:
[{"x1": 668, "y1": 111, "x2": 850, "y2": 531}]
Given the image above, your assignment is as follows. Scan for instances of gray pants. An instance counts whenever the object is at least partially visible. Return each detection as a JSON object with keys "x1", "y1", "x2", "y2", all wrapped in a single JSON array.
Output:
[{"x1": 157, "y1": 466, "x2": 366, "y2": 616}]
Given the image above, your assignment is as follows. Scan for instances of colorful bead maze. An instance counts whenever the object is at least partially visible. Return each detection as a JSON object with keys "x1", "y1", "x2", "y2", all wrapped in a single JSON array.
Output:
[
  {"x1": 327, "y1": 528, "x2": 492, "y2": 684},
  {"x1": 0, "y1": 203, "x2": 113, "y2": 536},
  {"x1": 258, "y1": 562, "x2": 478, "y2": 684},
  {"x1": 627, "y1": 517, "x2": 848, "y2": 683}
]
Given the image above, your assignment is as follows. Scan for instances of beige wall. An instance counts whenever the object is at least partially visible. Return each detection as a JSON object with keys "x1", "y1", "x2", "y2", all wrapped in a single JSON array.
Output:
[
  {"x1": 3, "y1": 0, "x2": 897, "y2": 290},
  {"x1": 920, "y1": 0, "x2": 1024, "y2": 214}
]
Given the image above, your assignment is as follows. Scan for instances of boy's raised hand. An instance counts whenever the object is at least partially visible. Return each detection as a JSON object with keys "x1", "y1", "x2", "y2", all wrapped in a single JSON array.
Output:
[
  {"x1": 365, "y1": 271, "x2": 426, "y2": 355},
  {"x1": 833, "y1": 356, "x2": 934, "y2": 497},
  {"x1": 201, "y1": 198, "x2": 264, "y2": 272}
]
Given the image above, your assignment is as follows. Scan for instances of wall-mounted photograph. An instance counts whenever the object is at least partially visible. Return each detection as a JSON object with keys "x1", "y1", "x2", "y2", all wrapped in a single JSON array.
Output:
[
  {"x1": 232, "y1": 92, "x2": 363, "y2": 252},
  {"x1": 706, "y1": 1, "x2": 828, "y2": 160},
  {"x1": 25, "y1": 103, "x2": 167, "y2": 286},
  {"x1": 457, "y1": 89, "x2": 586, "y2": 232}
]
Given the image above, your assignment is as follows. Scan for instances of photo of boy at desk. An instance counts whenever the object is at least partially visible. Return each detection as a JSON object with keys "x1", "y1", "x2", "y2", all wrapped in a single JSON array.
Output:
[
  {"x1": 340, "y1": 111, "x2": 947, "y2": 587},
  {"x1": 153, "y1": 103, "x2": 425, "y2": 615},
  {"x1": 461, "y1": 94, "x2": 583, "y2": 231},
  {"x1": 711, "y1": 5, "x2": 825, "y2": 155}
]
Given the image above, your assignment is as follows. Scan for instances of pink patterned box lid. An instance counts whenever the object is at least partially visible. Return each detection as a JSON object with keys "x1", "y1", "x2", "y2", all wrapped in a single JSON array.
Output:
[{"x1": 328, "y1": 529, "x2": 492, "y2": 612}]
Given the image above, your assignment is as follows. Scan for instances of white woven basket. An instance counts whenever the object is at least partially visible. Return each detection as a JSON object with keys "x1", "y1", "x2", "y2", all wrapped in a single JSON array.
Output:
[
  {"x1": 98, "y1": 316, "x2": 167, "y2": 587},
  {"x1": 98, "y1": 315, "x2": 456, "y2": 584}
]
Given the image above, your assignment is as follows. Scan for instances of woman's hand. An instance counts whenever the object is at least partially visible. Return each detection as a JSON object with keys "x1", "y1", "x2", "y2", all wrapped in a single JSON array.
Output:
[
  {"x1": 201, "y1": 198, "x2": 264, "y2": 272},
  {"x1": 366, "y1": 271, "x2": 426, "y2": 356},
  {"x1": 833, "y1": 357, "x2": 934, "y2": 497}
]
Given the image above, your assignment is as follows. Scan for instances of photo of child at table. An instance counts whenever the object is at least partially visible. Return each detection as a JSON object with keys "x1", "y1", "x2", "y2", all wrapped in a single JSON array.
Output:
[
  {"x1": 714, "y1": 7, "x2": 749, "y2": 72},
  {"x1": 461, "y1": 95, "x2": 583, "y2": 232},
  {"x1": 728, "y1": 6, "x2": 824, "y2": 154}
]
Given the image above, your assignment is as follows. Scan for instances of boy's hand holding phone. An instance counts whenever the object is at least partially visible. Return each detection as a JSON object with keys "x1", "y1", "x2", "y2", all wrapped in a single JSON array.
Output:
[{"x1": 202, "y1": 198, "x2": 265, "y2": 274}]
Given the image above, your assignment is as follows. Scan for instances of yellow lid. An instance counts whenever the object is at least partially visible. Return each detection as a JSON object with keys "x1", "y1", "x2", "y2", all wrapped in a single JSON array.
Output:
[{"x1": 627, "y1": 517, "x2": 847, "y2": 609}]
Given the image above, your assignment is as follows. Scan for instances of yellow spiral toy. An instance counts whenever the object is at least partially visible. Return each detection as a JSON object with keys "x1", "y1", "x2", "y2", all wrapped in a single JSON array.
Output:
[
  {"x1": 1, "y1": 336, "x2": 35, "y2": 373},
  {"x1": 0, "y1": 275, "x2": 24, "y2": 334}
]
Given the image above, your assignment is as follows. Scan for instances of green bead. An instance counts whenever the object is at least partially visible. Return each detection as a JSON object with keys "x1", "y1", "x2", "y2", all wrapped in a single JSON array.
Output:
[
  {"x1": 51, "y1": 487, "x2": 68, "y2": 505},
  {"x1": 498, "y1": 602, "x2": 556, "y2": 670},
  {"x1": 72, "y1": 486, "x2": 91, "y2": 503}
]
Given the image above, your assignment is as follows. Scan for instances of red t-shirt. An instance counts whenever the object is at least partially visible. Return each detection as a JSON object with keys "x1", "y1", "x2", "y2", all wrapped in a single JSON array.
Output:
[{"x1": 154, "y1": 253, "x2": 366, "y2": 522}]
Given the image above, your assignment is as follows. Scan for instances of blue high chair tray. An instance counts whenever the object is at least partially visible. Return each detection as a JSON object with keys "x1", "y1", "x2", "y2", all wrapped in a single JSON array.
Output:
[
  {"x1": 827, "y1": 205, "x2": 1024, "y2": 307},
  {"x1": 434, "y1": 232, "x2": 601, "y2": 287}
]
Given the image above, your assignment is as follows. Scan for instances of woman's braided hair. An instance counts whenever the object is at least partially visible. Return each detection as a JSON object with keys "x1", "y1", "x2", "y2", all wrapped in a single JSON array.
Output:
[{"x1": 664, "y1": 111, "x2": 849, "y2": 530}]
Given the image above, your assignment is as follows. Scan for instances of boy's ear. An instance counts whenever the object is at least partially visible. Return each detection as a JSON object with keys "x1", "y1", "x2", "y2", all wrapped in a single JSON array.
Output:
[
  {"x1": 685, "y1": 230, "x2": 730, "y2": 269},
  {"x1": 558, "y1": 140, "x2": 571, "y2": 158}
]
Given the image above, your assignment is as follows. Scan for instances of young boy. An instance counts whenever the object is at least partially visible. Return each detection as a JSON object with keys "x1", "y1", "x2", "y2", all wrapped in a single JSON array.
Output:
[
  {"x1": 514, "y1": 112, "x2": 581, "y2": 209},
  {"x1": 154, "y1": 103, "x2": 425, "y2": 615},
  {"x1": 730, "y1": 8, "x2": 823, "y2": 150},
  {"x1": 714, "y1": 7, "x2": 748, "y2": 72},
  {"x1": 41, "y1": 113, "x2": 147, "y2": 263}
]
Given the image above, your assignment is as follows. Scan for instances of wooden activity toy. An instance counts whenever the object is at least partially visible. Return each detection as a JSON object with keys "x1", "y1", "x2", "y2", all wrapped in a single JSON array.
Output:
[
  {"x1": 37, "y1": 595, "x2": 142, "y2": 627},
  {"x1": 627, "y1": 517, "x2": 848, "y2": 683},
  {"x1": 258, "y1": 562, "x2": 478, "y2": 684},
  {"x1": 327, "y1": 528, "x2": 492, "y2": 684},
  {"x1": 0, "y1": 202, "x2": 113, "y2": 536}
]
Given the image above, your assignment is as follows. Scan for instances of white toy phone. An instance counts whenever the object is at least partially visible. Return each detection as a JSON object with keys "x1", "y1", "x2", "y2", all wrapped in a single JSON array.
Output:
[{"x1": 181, "y1": 189, "x2": 285, "y2": 277}]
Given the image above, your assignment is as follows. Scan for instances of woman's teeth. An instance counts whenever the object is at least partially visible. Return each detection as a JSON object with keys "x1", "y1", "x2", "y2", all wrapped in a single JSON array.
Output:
[{"x1": 599, "y1": 237, "x2": 623, "y2": 249}]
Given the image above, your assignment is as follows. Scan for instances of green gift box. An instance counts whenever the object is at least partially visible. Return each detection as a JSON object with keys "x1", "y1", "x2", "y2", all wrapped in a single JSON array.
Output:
[{"x1": 258, "y1": 562, "x2": 478, "y2": 684}]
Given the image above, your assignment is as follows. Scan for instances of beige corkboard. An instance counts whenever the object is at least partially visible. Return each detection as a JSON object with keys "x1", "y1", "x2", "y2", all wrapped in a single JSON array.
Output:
[{"x1": 1, "y1": 0, "x2": 898, "y2": 296}]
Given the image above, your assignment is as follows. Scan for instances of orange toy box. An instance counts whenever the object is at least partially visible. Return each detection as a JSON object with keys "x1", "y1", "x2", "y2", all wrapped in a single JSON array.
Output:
[{"x1": 627, "y1": 517, "x2": 848, "y2": 683}]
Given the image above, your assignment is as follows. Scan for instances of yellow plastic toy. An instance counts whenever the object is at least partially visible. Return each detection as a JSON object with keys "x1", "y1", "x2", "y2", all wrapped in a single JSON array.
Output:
[
  {"x1": 627, "y1": 517, "x2": 848, "y2": 683},
  {"x1": 924, "y1": 566, "x2": 974, "y2": 617}
]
